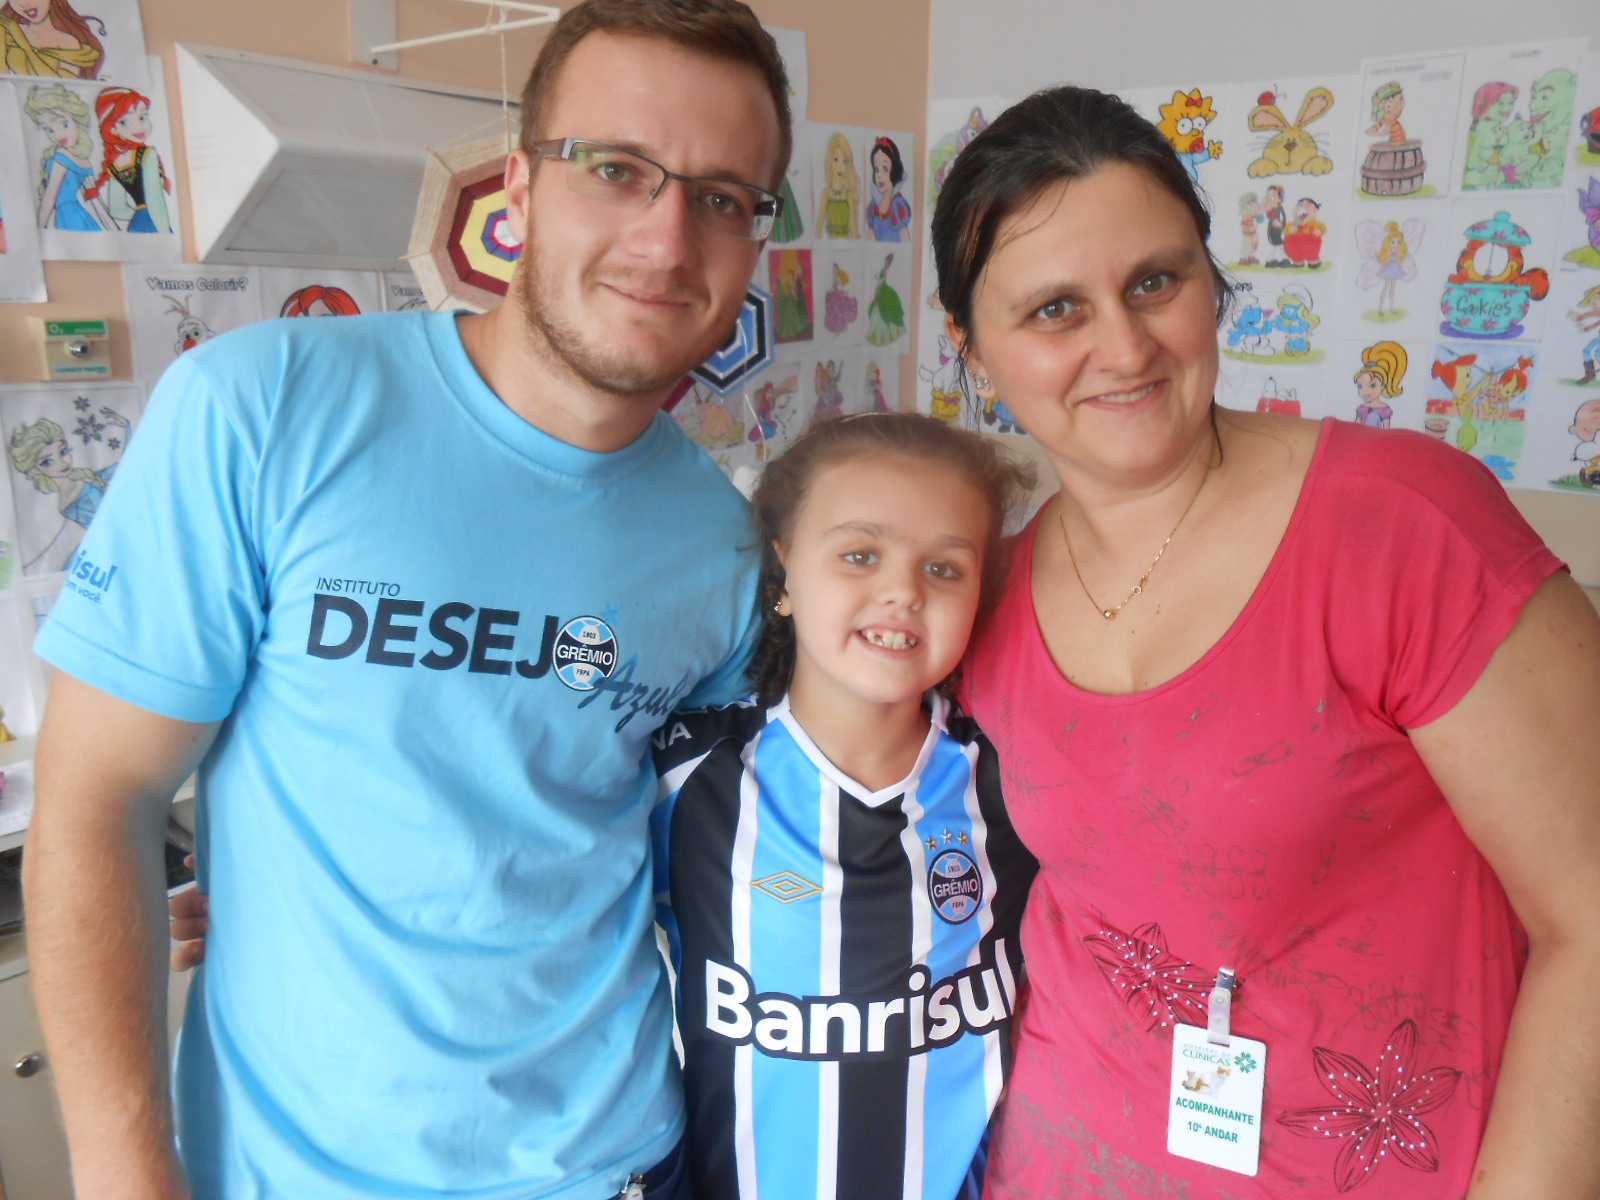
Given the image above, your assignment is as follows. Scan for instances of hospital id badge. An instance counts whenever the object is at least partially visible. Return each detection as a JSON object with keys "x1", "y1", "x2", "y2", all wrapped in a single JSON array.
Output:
[{"x1": 1166, "y1": 1023, "x2": 1267, "y2": 1175}]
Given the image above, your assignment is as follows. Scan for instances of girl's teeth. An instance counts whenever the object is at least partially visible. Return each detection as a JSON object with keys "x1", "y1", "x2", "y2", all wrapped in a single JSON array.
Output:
[{"x1": 863, "y1": 630, "x2": 917, "y2": 649}]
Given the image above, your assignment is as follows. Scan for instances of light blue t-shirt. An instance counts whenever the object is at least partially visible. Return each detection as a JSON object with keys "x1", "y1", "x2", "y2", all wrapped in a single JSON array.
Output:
[{"x1": 37, "y1": 311, "x2": 761, "y2": 1200}]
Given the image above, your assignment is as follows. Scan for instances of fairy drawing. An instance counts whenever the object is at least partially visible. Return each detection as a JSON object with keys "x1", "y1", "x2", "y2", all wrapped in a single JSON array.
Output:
[
  {"x1": 866, "y1": 136, "x2": 911, "y2": 243},
  {"x1": 1354, "y1": 218, "x2": 1424, "y2": 319},
  {"x1": 24, "y1": 82, "x2": 103, "y2": 231},
  {"x1": 2, "y1": 0, "x2": 103, "y2": 79},
  {"x1": 811, "y1": 360, "x2": 845, "y2": 426},
  {"x1": 817, "y1": 132, "x2": 859, "y2": 240},
  {"x1": 85, "y1": 86, "x2": 170, "y2": 233}
]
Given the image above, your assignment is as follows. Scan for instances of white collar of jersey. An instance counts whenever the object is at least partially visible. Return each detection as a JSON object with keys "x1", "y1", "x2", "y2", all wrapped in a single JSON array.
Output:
[{"x1": 769, "y1": 692, "x2": 951, "y2": 807}]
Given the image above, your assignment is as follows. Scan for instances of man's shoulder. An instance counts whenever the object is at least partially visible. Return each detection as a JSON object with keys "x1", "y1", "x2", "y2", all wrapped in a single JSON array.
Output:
[{"x1": 186, "y1": 310, "x2": 435, "y2": 370}]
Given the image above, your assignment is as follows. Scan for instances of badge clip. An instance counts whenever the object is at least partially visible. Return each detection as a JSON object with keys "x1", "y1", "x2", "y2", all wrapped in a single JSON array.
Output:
[{"x1": 1206, "y1": 966, "x2": 1236, "y2": 1046}]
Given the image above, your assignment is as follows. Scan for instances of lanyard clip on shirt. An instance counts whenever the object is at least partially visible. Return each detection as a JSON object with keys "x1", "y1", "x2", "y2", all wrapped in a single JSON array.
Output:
[{"x1": 1207, "y1": 967, "x2": 1237, "y2": 1046}]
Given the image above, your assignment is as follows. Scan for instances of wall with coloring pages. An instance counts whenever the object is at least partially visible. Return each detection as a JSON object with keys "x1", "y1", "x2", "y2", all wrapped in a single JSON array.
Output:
[{"x1": 923, "y1": 0, "x2": 1600, "y2": 590}]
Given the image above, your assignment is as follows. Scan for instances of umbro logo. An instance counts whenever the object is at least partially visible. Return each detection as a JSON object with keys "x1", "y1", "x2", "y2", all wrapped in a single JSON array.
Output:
[{"x1": 751, "y1": 871, "x2": 822, "y2": 903}]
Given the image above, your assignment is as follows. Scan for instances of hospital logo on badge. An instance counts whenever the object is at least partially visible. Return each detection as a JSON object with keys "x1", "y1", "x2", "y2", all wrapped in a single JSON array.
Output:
[
  {"x1": 928, "y1": 849, "x2": 982, "y2": 924},
  {"x1": 553, "y1": 616, "x2": 620, "y2": 691}
]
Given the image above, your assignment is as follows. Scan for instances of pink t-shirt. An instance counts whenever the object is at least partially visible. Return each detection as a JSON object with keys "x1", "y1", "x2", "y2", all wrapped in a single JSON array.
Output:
[{"x1": 962, "y1": 420, "x2": 1564, "y2": 1198}]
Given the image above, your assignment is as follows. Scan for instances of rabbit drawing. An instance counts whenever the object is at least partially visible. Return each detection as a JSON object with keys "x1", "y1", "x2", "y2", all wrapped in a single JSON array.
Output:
[{"x1": 1247, "y1": 88, "x2": 1335, "y2": 177}]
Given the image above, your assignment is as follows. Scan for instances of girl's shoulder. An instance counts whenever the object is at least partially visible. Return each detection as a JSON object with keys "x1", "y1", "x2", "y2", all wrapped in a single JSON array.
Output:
[{"x1": 652, "y1": 697, "x2": 767, "y2": 774}]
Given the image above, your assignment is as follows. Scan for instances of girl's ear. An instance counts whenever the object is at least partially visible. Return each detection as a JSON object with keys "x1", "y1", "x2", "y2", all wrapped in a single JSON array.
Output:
[{"x1": 772, "y1": 541, "x2": 791, "y2": 615}]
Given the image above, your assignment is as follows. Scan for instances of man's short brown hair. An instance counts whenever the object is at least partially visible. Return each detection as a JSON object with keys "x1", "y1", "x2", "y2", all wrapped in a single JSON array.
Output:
[{"x1": 519, "y1": 0, "x2": 793, "y2": 185}]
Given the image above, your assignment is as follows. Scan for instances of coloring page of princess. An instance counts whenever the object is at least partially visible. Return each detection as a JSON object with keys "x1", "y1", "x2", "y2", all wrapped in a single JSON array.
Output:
[
  {"x1": 18, "y1": 55, "x2": 181, "y2": 261},
  {"x1": 1, "y1": 382, "x2": 144, "y2": 578},
  {"x1": 1, "y1": 0, "x2": 150, "y2": 87},
  {"x1": 0, "y1": 80, "x2": 46, "y2": 301}
]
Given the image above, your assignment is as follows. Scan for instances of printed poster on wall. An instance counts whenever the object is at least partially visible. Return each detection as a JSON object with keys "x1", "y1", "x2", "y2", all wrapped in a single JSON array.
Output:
[
  {"x1": 1, "y1": 0, "x2": 152, "y2": 86},
  {"x1": 15, "y1": 55, "x2": 180, "y2": 262},
  {"x1": 0, "y1": 381, "x2": 144, "y2": 578},
  {"x1": 123, "y1": 262, "x2": 265, "y2": 385},
  {"x1": 0, "y1": 82, "x2": 46, "y2": 301}
]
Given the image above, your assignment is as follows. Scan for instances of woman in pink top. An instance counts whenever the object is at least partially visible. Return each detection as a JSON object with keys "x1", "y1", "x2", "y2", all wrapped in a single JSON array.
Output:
[{"x1": 929, "y1": 86, "x2": 1600, "y2": 1198}]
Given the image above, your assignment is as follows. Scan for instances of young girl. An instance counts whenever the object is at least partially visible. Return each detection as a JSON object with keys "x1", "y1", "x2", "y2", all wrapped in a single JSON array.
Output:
[{"x1": 653, "y1": 413, "x2": 1036, "y2": 1199}]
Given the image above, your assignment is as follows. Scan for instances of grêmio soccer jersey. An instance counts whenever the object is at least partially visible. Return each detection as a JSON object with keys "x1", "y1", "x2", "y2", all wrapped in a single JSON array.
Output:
[{"x1": 651, "y1": 693, "x2": 1037, "y2": 1200}]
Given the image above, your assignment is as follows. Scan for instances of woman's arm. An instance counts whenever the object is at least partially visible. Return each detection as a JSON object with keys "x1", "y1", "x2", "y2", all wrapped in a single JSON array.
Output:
[{"x1": 1410, "y1": 572, "x2": 1600, "y2": 1200}]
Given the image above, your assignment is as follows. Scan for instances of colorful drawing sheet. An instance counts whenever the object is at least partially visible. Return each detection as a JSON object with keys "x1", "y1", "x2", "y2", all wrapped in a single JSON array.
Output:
[
  {"x1": 812, "y1": 246, "x2": 866, "y2": 350},
  {"x1": 810, "y1": 124, "x2": 917, "y2": 249},
  {"x1": 1, "y1": 0, "x2": 151, "y2": 86},
  {"x1": 16, "y1": 55, "x2": 180, "y2": 262},
  {"x1": 1456, "y1": 41, "x2": 1586, "y2": 194},
  {"x1": 917, "y1": 97, "x2": 1017, "y2": 437},
  {"x1": 256, "y1": 267, "x2": 384, "y2": 319},
  {"x1": 123, "y1": 263, "x2": 265, "y2": 385},
  {"x1": 0, "y1": 82, "x2": 46, "y2": 301},
  {"x1": 1574, "y1": 53, "x2": 1600, "y2": 175},
  {"x1": 766, "y1": 26, "x2": 808, "y2": 123},
  {"x1": 0, "y1": 382, "x2": 143, "y2": 578},
  {"x1": 1342, "y1": 198, "x2": 1454, "y2": 340},
  {"x1": 1352, "y1": 54, "x2": 1464, "y2": 201}
]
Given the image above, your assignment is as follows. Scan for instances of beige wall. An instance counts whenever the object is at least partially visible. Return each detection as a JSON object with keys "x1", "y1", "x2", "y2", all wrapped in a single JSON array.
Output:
[{"x1": 0, "y1": 0, "x2": 930, "y2": 405}]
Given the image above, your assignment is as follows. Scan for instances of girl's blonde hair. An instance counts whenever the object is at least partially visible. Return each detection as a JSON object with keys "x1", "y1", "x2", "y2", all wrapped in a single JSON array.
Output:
[{"x1": 1354, "y1": 341, "x2": 1408, "y2": 398}]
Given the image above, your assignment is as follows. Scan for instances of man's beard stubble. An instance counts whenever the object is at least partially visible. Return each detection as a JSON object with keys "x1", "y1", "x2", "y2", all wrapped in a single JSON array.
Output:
[{"x1": 513, "y1": 243, "x2": 735, "y2": 399}]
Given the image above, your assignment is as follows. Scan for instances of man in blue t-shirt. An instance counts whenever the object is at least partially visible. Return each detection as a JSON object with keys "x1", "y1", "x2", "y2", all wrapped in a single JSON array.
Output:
[{"x1": 23, "y1": 4, "x2": 792, "y2": 1199}]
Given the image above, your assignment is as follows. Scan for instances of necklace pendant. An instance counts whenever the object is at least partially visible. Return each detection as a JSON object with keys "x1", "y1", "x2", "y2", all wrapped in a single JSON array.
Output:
[{"x1": 1102, "y1": 609, "x2": 1116, "y2": 620}]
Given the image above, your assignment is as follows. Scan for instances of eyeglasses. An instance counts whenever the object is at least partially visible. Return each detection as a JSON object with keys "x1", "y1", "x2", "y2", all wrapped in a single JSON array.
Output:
[{"x1": 531, "y1": 138, "x2": 783, "y2": 242}]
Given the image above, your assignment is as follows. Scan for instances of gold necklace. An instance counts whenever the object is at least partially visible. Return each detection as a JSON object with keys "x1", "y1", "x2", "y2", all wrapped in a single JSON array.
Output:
[{"x1": 1056, "y1": 469, "x2": 1210, "y2": 621}]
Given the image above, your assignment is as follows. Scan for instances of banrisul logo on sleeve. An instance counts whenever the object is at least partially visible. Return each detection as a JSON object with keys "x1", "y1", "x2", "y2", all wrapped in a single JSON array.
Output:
[
  {"x1": 64, "y1": 549, "x2": 119, "y2": 604},
  {"x1": 303, "y1": 582, "x2": 691, "y2": 730}
]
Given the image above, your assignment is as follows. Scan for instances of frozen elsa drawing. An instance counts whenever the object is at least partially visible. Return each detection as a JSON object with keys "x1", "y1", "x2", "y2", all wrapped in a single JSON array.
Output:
[
  {"x1": 24, "y1": 82, "x2": 103, "y2": 231},
  {"x1": 1, "y1": 0, "x2": 104, "y2": 79},
  {"x1": 7, "y1": 408, "x2": 128, "y2": 573},
  {"x1": 85, "y1": 86, "x2": 170, "y2": 233}
]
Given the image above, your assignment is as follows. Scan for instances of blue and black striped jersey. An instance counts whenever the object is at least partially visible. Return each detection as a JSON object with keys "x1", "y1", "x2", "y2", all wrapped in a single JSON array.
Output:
[{"x1": 651, "y1": 693, "x2": 1037, "y2": 1200}]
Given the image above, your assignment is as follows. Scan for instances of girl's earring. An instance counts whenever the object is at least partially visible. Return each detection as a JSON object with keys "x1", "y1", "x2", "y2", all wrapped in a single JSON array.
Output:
[
  {"x1": 774, "y1": 595, "x2": 791, "y2": 616},
  {"x1": 972, "y1": 372, "x2": 992, "y2": 392}
]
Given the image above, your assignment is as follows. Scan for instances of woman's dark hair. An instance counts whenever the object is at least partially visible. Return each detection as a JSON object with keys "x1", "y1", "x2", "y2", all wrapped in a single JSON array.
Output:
[
  {"x1": 871, "y1": 136, "x2": 905, "y2": 189},
  {"x1": 747, "y1": 413, "x2": 1035, "y2": 707},
  {"x1": 931, "y1": 86, "x2": 1232, "y2": 355}
]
